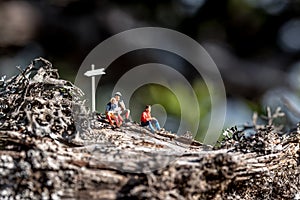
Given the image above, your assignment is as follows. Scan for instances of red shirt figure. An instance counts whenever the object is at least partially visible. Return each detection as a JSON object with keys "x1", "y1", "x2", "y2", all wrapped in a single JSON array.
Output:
[
  {"x1": 141, "y1": 107, "x2": 152, "y2": 123},
  {"x1": 140, "y1": 105, "x2": 161, "y2": 133}
]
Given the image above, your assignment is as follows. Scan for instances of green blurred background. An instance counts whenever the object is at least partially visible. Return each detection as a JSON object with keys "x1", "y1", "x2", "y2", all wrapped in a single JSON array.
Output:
[{"x1": 1, "y1": 0, "x2": 300, "y2": 141}]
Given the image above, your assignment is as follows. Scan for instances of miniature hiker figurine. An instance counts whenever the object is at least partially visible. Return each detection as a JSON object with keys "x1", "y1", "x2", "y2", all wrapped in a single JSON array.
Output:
[
  {"x1": 105, "y1": 97, "x2": 123, "y2": 127},
  {"x1": 141, "y1": 105, "x2": 162, "y2": 133},
  {"x1": 114, "y1": 92, "x2": 131, "y2": 123}
]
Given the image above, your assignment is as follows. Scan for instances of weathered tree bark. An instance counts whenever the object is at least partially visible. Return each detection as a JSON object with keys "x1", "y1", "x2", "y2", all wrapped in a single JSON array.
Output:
[{"x1": 0, "y1": 58, "x2": 299, "y2": 200}]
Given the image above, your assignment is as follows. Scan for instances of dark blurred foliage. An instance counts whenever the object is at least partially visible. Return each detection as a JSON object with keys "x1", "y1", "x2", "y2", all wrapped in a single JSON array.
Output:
[{"x1": 2, "y1": 0, "x2": 300, "y2": 137}]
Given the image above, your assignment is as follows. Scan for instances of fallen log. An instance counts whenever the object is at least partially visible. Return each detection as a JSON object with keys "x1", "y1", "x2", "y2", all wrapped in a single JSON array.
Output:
[{"x1": 0, "y1": 58, "x2": 299, "y2": 199}]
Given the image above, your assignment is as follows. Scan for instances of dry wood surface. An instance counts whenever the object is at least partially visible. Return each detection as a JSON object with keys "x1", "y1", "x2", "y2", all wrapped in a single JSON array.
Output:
[{"x1": 0, "y1": 58, "x2": 299, "y2": 200}]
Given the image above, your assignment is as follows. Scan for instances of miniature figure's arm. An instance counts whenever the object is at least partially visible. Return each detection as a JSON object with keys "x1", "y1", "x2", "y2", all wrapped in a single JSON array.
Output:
[
  {"x1": 119, "y1": 100, "x2": 126, "y2": 110},
  {"x1": 105, "y1": 103, "x2": 112, "y2": 113},
  {"x1": 144, "y1": 112, "x2": 152, "y2": 121}
]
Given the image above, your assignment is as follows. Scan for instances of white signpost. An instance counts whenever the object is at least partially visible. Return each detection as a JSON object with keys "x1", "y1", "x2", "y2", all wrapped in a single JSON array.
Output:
[{"x1": 84, "y1": 64, "x2": 105, "y2": 112}]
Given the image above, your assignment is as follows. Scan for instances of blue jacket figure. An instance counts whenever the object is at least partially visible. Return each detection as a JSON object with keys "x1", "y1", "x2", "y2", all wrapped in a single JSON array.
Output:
[{"x1": 105, "y1": 97, "x2": 123, "y2": 127}]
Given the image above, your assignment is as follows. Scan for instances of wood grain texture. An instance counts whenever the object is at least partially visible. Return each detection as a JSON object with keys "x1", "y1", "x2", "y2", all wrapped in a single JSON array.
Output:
[{"x1": 0, "y1": 58, "x2": 299, "y2": 200}]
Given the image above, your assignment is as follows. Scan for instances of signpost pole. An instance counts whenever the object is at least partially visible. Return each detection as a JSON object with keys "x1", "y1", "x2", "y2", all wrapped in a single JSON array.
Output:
[
  {"x1": 84, "y1": 65, "x2": 105, "y2": 113},
  {"x1": 91, "y1": 64, "x2": 96, "y2": 112}
]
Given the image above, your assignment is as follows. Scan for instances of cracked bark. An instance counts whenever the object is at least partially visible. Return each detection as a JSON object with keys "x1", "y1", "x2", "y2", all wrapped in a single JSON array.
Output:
[{"x1": 0, "y1": 58, "x2": 299, "y2": 200}]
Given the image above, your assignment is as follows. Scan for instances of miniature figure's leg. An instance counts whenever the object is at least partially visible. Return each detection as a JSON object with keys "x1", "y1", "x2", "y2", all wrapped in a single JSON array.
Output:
[
  {"x1": 125, "y1": 109, "x2": 130, "y2": 120},
  {"x1": 114, "y1": 116, "x2": 119, "y2": 126},
  {"x1": 106, "y1": 114, "x2": 114, "y2": 126},
  {"x1": 117, "y1": 114, "x2": 123, "y2": 127},
  {"x1": 119, "y1": 114, "x2": 123, "y2": 121},
  {"x1": 141, "y1": 121, "x2": 154, "y2": 132},
  {"x1": 121, "y1": 109, "x2": 131, "y2": 122},
  {"x1": 148, "y1": 121, "x2": 156, "y2": 132},
  {"x1": 152, "y1": 119, "x2": 161, "y2": 130}
]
